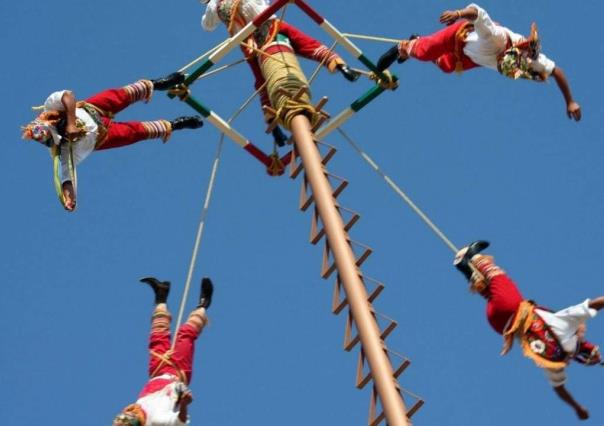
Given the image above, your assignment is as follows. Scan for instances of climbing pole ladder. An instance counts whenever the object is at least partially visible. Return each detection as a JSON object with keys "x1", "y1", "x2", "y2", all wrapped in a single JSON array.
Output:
[
  {"x1": 289, "y1": 114, "x2": 424, "y2": 425},
  {"x1": 169, "y1": 1, "x2": 422, "y2": 424}
]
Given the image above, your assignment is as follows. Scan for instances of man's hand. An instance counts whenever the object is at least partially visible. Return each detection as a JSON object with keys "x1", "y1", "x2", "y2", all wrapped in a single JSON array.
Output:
[
  {"x1": 64, "y1": 123, "x2": 84, "y2": 141},
  {"x1": 567, "y1": 101, "x2": 582, "y2": 122},
  {"x1": 439, "y1": 10, "x2": 460, "y2": 26},
  {"x1": 179, "y1": 390, "x2": 194, "y2": 408},
  {"x1": 177, "y1": 390, "x2": 193, "y2": 423},
  {"x1": 575, "y1": 405, "x2": 589, "y2": 420},
  {"x1": 62, "y1": 181, "x2": 76, "y2": 212}
]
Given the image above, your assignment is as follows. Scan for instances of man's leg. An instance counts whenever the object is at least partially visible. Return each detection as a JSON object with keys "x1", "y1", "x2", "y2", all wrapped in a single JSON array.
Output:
[
  {"x1": 96, "y1": 116, "x2": 203, "y2": 151},
  {"x1": 85, "y1": 74, "x2": 185, "y2": 117},
  {"x1": 171, "y1": 278, "x2": 214, "y2": 384},
  {"x1": 85, "y1": 81, "x2": 155, "y2": 117},
  {"x1": 408, "y1": 21, "x2": 466, "y2": 64},
  {"x1": 140, "y1": 277, "x2": 182, "y2": 379},
  {"x1": 473, "y1": 254, "x2": 525, "y2": 334}
]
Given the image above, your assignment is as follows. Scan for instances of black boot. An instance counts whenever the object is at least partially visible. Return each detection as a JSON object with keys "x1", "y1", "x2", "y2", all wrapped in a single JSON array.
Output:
[
  {"x1": 454, "y1": 240, "x2": 490, "y2": 280},
  {"x1": 152, "y1": 72, "x2": 185, "y2": 91},
  {"x1": 140, "y1": 277, "x2": 171, "y2": 304},
  {"x1": 170, "y1": 116, "x2": 204, "y2": 130},
  {"x1": 272, "y1": 126, "x2": 288, "y2": 147},
  {"x1": 337, "y1": 64, "x2": 361, "y2": 82},
  {"x1": 197, "y1": 277, "x2": 214, "y2": 309},
  {"x1": 377, "y1": 45, "x2": 400, "y2": 72},
  {"x1": 397, "y1": 34, "x2": 419, "y2": 63}
]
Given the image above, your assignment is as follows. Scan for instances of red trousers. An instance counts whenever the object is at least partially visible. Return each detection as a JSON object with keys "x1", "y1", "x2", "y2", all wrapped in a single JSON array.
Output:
[
  {"x1": 84, "y1": 88, "x2": 150, "y2": 150},
  {"x1": 411, "y1": 20, "x2": 480, "y2": 73},
  {"x1": 146, "y1": 322, "x2": 200, "y2": 385},
  {"x1": 485, "y1": 273, "x2": 524, "y2": 335}
]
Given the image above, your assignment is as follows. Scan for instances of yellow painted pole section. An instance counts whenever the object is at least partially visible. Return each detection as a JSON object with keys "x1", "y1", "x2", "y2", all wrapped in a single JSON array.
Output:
[{"x1": 291, "y1": 114, "x2": 409, "y2": 426}]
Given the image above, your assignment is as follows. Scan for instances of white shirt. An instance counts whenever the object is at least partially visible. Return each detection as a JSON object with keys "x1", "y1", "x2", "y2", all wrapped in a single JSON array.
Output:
[
  {"x1": 44, "y1": 90, "x2": 98, "y2": 183},
  {"x1": 137, "y1": 380, "x2": 189, "y2": 426},
  {"x1": 537, "y1": 299, "x2": 598, "y2": 387},
  {"x1": 463, "y1": 3, "x2": 555, "y2": 75},
  {"x1": 201, "y1": 0, "x2": 271, "y2": 32}
]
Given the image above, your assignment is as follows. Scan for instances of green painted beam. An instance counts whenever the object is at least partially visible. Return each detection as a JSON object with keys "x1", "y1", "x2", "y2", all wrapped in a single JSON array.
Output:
[{"x1": 184, "y1": 95, "x2": 212, "y2": 118}]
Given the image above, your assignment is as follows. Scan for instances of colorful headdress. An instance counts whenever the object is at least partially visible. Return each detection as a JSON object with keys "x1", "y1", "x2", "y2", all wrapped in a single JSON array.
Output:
[
  {"x1": 113, "y1": 404, "x2": 146, "y2": 426},
  {"x1": 21, "y1": 110, "x2": 63, "y2": 146},
  {"x1": 497, "y1": 22, "x2": 546, "y2": 82}
]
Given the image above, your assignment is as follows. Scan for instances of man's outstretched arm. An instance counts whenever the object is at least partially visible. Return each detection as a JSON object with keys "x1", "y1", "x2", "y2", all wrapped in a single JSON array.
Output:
[
  {"x1": 553, "y1": 384, "x2": 589, "y2": 420},
  {"x1": 60, "y1": 91, "x2": 81, "y2": 139},
  {"x1": 551, "y1": 67, "x2": 582, "y2": 121}
]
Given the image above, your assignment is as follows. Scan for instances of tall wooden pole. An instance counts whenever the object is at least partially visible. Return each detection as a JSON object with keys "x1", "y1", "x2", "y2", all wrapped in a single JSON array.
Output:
[{"x1": 290, "y1": 114, "x2": 409, "y2": 426}]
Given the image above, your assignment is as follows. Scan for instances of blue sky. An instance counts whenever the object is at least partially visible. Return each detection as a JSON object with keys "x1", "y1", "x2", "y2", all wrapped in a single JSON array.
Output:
[{"x1": 2, "y1": 0, "x2": 603, "y2": 425}]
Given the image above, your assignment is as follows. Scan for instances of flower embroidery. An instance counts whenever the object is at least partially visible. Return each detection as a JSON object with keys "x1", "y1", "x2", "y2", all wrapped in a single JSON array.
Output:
[{"x1": 530, "y1": 339, "x2": 546, "y2": 354}]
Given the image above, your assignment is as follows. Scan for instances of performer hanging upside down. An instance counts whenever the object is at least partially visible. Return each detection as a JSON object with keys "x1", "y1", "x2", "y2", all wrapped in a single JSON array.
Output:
[
  {"x1": 22, "y1": 72, "x2": 203, "y2": 211},
  {"x1": 454, "y1": 241, "x2": 603, "y2": 421},
  {"x1": 113, "y1": 276, "x2": 214, "y2": 426},
  {"x1": 377, "y1": 3, "x2": 581, "y2": 121},
  {"x1": 200, "y1": 0, "x2": 360, "y2": 146}
]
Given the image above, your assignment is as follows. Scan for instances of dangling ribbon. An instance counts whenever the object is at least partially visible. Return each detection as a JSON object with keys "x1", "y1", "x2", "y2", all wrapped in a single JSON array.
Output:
[{"x1": 51, "y1": 140, "x2": 78, "y2": 211}]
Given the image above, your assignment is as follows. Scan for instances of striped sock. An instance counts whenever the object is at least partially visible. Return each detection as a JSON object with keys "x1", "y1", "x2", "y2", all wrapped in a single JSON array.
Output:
[
  {"x1": 142, "y1": 120, "x2": 173, "y2": 143},
  {"x1": 123, "y1": 79, "x2": 154, "y2": 103},
  {"x1": 151, "y1": 305, "x2": 172, "y2": 333}
]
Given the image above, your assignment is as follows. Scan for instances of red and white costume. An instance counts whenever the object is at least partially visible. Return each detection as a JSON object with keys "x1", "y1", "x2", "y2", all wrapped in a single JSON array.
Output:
[
  {"x1": 473, "y1": 255, "x2": 599, "y2": 386},
  {"x1": 130, "y1": 305, "x2": 206, "y2": 426},
  {"x1": 406, "y1": 3, "x2": 555, "y2": 76},
  {"x1": 40, "y1": 81, "x2": 172, "y2": 182},
  {"x1": 201, "y1": 0, "x2": 344, "y2": 114}
]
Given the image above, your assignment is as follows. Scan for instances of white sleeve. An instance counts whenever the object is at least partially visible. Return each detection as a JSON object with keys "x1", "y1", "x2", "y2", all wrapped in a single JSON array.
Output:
[
  {"x1": 544, "y1": 368, "x2": 567, "y2": 387},
  {"x1": 467, "y1": 3, "x2": 508, "y2": 44},
  {"x1": 44, "y1": 90, "x2": 68, "y2": 112},
  {"x1": 529, "y1": 53, "x2": 556, "y2": 77},
  {"x1": 201, "y1": 0, "x2": 221, "y2": 31}
]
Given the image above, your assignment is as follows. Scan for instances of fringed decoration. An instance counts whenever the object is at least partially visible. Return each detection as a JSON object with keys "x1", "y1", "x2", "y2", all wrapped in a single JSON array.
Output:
[
  {"x1": 454, "y1": 22, "x2": 474, "y2": 74},
  {"x1": 123, "y1": 79, "x2": 154, "y2": 104},
  {"x1": 503, "y1": 300, "x2": 568, "y2": 370},
  {"x1": 142, "y1": 120, "x2": 173, "y2": 143}
]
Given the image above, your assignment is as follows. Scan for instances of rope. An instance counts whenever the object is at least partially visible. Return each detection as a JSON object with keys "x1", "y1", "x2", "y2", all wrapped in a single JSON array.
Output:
[
  {"x1": 171, "y1": 137, "x2": 224, "y2": 349},
  {"x1": 307, "y1": 40, "x2": 338, "y2": 85},
  {"x1": 336, "y1": 128, "x2": 459, "y2": 254},
  {"x1": 262, "y1": 51, "x2": 315, "y2": 130},
  {"x1": 178, "y1": 39, "x2": 230, "y2": 73},
  {"x1": 341, "y1": 32, "x2": 402, "y2": 44},
  {"x1": 195, "y1": 59, "x2": 247, "y2": 80},
  {"x1": 51, "y1": 141, "x2": 78, "y2": 210}
]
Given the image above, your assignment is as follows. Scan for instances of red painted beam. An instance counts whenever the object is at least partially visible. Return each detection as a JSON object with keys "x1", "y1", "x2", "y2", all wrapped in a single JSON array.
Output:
[{"x1": 294, "y1": 0, "x2": 324, "y2": 25}]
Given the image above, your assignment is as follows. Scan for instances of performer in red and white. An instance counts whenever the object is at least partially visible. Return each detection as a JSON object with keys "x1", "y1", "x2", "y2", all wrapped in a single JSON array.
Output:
[
  {"x1": 200, "y1": 0, "x2": 360, "y2": 146},
  {"x1": 113, "y1": 276, "x2": 214, "y2": 426},
  {"x1": 454, "y1": 241, "x2": 603, "y2": 421},
  {"x1": 377, "y1": 3, "x2": 581, "y2": 121},
  {"x1": 22, "y1": 72, "x2": 203, "y2": 211}
]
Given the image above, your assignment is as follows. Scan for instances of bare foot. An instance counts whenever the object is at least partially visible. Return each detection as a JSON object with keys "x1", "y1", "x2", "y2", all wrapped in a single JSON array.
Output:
[{"x1": 62, "y1": 181, "x2": 76, "y2": 211}]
